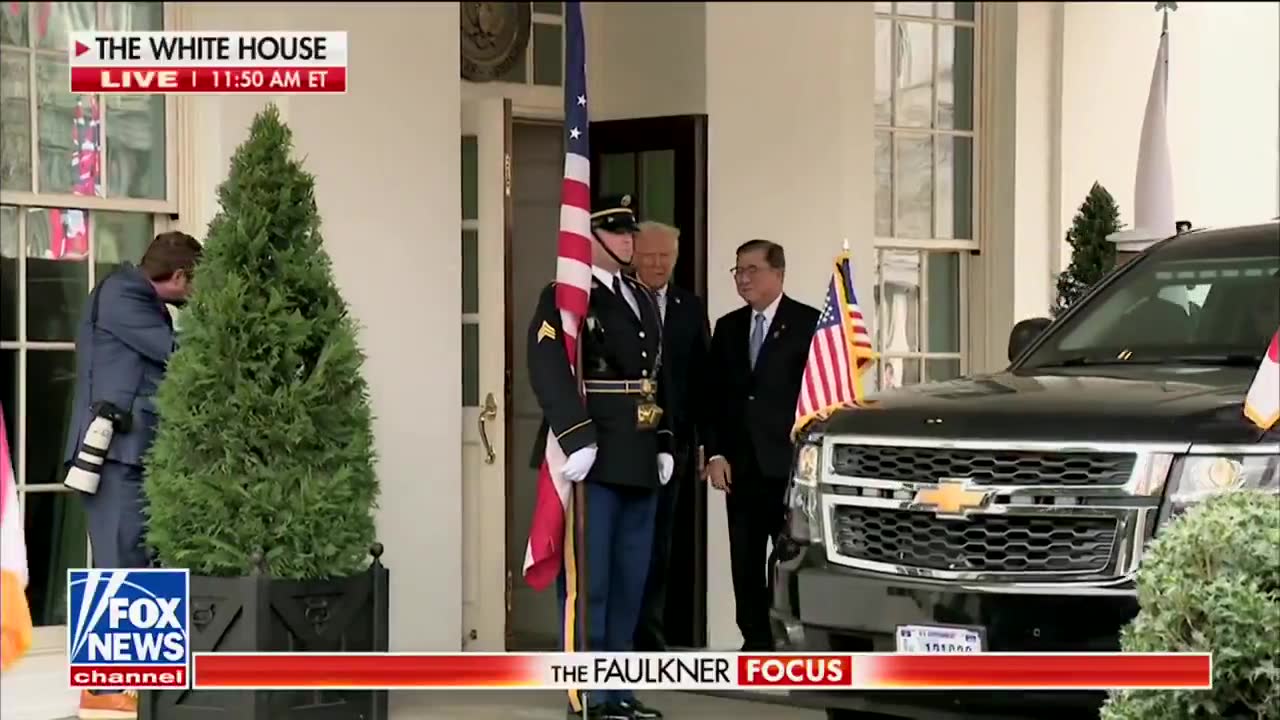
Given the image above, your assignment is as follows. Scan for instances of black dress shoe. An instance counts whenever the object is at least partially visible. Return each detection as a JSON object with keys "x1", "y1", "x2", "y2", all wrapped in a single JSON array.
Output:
[{"x1": 619, "y1": 698, "x2": 662, "y2": 719}]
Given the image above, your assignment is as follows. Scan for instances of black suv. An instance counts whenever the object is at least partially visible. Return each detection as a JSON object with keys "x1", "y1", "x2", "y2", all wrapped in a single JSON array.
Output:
[{"x1": 771, "y1": 221, "x2": 1280, "y2": 719}]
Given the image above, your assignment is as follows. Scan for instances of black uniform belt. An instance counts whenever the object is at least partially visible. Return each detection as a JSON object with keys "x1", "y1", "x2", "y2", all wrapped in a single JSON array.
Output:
[{"x1": 582, "y1": 379, "x2": 658, "y2": 396}]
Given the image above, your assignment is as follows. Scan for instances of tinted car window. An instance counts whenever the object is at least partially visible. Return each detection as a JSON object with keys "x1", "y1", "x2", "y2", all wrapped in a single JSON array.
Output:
[{"x1": 1024, "y1": 231, "x2": 1280, "y2": 368}]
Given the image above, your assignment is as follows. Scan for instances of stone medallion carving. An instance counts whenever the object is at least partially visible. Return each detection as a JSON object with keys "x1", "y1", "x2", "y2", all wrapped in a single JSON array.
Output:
[{"x1": 461, "y1": 2, "x2": 532, "y2": 82}]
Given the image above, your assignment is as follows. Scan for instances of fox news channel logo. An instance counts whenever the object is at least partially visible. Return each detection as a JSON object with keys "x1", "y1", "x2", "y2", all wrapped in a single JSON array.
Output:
[{"x1": 67, "y1": 569, "x2": 190, "y2": 689}]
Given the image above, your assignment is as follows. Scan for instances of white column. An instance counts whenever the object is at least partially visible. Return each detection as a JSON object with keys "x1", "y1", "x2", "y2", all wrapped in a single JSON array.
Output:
[
  {"x1": 179, "y1": 1, "x2": 463, "y2": 651},
  {"x1": 704, "y1": 0, "x2": 875, "y2": 649}
]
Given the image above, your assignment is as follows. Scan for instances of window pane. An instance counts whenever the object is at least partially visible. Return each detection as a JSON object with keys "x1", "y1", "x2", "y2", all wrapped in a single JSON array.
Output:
[
  {"x1": 1, "y1": 349, "x2": 16, "y2": 474},
  {"x1": 35, "y1": 1, "x2": 95, "y2": 51},
  {"x1": 874, "y1": 131, "x2": 892, "y2": 237},
  {"x1": 94, "y1": 210, "x2": 153, "y2": 279},
  {"x1": 898, "y1": 2, "x2": 934, "y2": 17},
  {"x1": 462, "y1": 323, "x2": 479, "y2": 407},
  {"x1": 925, "y1": 358, "x2": 962, "y2": 383},
  {"x1": 1, "y1": 206, "x2": 17, "y2": 341},
  {"x1": 1, "y1": 53, "x2": 32, "y2": 192},
  {"x1": 937, "y1": 24, "x2": 974, "y2": 131},
  {"x1": 24, "y1": 490, "x2": 88, "y2": 626},
  {"x1": 1, "y1": 2, "x2": 28, "y2": 45},
  {"x1": 532, "y1": 23, "x2": 562, "y2": 87},
  {"x1": 880, "y1": 357, "x2": 921, "y2": 390},
  {"x1": 639, "y1": 149, "x2": 675, "y2": 225},
  {"x1": 462, "y1": 230, "x2": 478, "y2": 314},
  {"x1": 894, "y1": 21, "x2": 932, "y2": 128},
  {"x1": 935, "y1": 135, "x2": 973, "y2": 240},
  {"x1": 877, "y1": 249, "x2": 921, "y2": 353},
  {"x1": 926, "y1": 251, "x2": 961, "y2": 352},
  {"x1": 461, "y1": 135, "x2": 477, "y2": 220},
  {"x1": 598, "y1": 153, "x2": 635, "y2": 198},
  {"x1": 24, "y1": 350, "x2": 76, "y2": 486},
  {"x1": 532, "y1": 2, "x2": 562, "y2": 15},
  {"x1": 105, "y1": 1, "x2": 164, "y2": 31},
  {"x1": 25, "y1": 207, "x2": 88, "y2": 342},
  {"x1": 37, "y1": 58, "x2": 103, "y2": 197},
  {"x1": 938, "y1": 2, "x2": 976, "y2": 21},
  {"x1": 874, "y1": 19, "x2": 892, "y2": 126},
  {"x1": 894, "y1": 134, "x2": 932, "y2": 238},
  {"x1": 106, "y1": 95, "x2": 166, "y2": 199}
]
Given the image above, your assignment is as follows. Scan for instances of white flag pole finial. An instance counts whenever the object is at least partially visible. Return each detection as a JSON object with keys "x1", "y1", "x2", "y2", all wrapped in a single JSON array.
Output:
[
  {"x1": 1108, "y1": 5, "x2": 1176, "y2": 255},
  {"x1": 842, "y1": 237, "x2": 850, "y2": 252}
]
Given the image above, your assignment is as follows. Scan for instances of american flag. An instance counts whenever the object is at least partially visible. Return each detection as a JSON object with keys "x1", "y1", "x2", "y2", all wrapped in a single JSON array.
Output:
[
  {"x1": 793, "y1": 253, "x2": 876, "y2": 436},
  {"x1": 522, "y1": 0, "x2": 593, "y2": 591}
]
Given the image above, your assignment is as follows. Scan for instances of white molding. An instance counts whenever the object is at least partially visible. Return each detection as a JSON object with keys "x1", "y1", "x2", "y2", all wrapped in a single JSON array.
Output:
[{"x1": 0, "y1": 191, "x2": 171, "y2": 213}]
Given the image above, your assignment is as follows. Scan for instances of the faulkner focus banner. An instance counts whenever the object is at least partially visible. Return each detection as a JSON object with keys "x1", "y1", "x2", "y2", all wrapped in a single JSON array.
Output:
[{"x1": 181, "y1": 652, "x2": 1213, "y2": 692}]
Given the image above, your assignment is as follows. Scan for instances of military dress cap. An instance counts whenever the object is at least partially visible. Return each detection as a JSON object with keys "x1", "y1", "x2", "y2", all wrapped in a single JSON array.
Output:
[{"x1": 591, "y1": 193, "x2": 640, "y2": 233}]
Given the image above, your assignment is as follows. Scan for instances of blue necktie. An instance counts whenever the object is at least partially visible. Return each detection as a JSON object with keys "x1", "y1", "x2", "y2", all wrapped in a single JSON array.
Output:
[{"x1": 749, "y1": 313, "x2": 766, "y2": 369}]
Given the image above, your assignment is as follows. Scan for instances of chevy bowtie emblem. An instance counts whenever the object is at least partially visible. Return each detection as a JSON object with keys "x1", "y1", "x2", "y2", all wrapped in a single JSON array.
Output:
[{"x1": 913, "y1": 479, "x2": 994, "y2": 518}]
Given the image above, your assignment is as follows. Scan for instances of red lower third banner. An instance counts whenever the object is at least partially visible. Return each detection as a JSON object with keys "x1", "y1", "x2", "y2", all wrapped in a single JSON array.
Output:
[
  {"x1": 70, "y1": 66, "x2": 347, "y2": 94},
  {"x1": 191, "y1": 652, "x2": 1212, "y2": 691}
]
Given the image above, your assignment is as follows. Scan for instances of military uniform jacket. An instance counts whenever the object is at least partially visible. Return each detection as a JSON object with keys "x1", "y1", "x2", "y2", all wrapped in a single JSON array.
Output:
[{"x1": 527, "y1": 273, "x2": 673, "y2": 490}]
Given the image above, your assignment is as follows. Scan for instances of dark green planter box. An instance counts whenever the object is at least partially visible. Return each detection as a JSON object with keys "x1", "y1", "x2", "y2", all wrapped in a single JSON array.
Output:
[{"x1": 141, "y1": 545, "x2": 389, "y2": 720}]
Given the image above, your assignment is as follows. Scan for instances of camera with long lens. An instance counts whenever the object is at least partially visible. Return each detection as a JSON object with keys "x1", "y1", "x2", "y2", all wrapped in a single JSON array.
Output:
[{"x1": 64, "y1": 401, "x2": 130, "y2": 495}]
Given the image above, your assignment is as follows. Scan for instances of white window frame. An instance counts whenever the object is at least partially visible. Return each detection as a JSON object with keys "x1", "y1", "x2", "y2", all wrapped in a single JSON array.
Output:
[
  {"x1": 0, "y1": 3, "x2": 177, "y2": 213},
  {"x1": 873, "y1": 2, "x2": 981, "y2": 389},
  {"x1": 0, "y1": 1, "x2": 176, "y2": 645}
]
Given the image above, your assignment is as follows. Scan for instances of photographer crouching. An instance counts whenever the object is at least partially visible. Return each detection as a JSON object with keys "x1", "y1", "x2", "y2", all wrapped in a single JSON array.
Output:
[{"x1": 61, "y1": 231, "x2": 201, "y2": 720}]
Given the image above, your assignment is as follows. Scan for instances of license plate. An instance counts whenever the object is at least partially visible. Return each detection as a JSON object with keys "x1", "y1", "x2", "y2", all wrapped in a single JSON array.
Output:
[{"x1": 895, "y1": 624, "x2": 983, "y2": 653}]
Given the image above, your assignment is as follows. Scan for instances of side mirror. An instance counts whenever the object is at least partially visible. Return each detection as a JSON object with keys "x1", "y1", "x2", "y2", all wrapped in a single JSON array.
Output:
[{"x1": 1008, "y1": 317, "x2": 1052, "y2": 363}]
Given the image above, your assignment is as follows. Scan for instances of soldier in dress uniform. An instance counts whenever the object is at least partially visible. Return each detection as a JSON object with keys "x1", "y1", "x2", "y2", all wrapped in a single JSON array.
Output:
[{"x1": 527, "y1": 194, "x2": 674, "y2": 720}]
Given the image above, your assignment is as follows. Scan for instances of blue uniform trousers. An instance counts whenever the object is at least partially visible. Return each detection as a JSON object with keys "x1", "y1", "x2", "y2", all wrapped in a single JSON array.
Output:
[{"x1": 557, "y1": 481, "x2": 659, "y2": 707}]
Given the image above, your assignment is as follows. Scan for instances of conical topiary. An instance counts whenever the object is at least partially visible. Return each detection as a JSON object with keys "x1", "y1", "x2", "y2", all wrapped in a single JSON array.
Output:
[
  {"x1": 143, "y1": 104, "x2": 378, "y2": 580},
  {"x1": 1052, "y1": 182, "x2": 1123, "y2": 318}
]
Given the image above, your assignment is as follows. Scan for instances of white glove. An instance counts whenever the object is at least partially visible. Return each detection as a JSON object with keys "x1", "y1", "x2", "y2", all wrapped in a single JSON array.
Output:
[
  {"x1": 562, "y1": 445, "x2": 597, "y2": 483},
  {"x1": 658, "y1": 453, "x2": 674, "y2": 485}
]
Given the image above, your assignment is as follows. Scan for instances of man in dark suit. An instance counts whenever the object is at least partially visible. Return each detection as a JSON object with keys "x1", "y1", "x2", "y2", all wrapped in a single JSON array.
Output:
[
  {"x1": 705, "y1": 239, "x2": 819, "y2": 651},
  {"x1": 631, "y1": 221, "x2": 710, "y2": 653},
  {"x1": 62, "y1": 231, "x2": 202, "y2": 719},
  {"x1": 527, "y1": 195, "x2": 672, "y2": 720}
]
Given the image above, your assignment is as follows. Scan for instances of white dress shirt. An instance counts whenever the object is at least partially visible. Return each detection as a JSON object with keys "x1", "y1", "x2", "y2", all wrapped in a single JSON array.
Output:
[
  {"x1": 748, "y1": 292, "x2": 783, "y2": 353},
  {"x1": 592, "y1": 266, "x2": 640, "y2": 318}
]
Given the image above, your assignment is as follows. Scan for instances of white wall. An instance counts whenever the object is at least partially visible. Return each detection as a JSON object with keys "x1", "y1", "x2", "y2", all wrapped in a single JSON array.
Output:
[
  {"x1": 705, "y1": 0, "x2": 876, "y2": 648},
  {"x1": 1059, "y1": 1, "x2": 1280, "y2": 255},
  {"x1": 585, "y1": 1, "x2": 707, "y2": 120},
  {"x1": 178, "y1": 2, "x2": 463, "y2": 652}
]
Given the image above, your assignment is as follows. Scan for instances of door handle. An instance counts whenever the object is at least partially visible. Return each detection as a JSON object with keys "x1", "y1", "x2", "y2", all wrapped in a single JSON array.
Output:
[{"x1": 479, "y1": 392, "x2": 498, "y2": 465}]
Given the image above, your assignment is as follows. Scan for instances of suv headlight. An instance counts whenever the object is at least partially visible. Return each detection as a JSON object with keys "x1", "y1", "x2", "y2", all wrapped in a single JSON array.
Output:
[
  {"x1": 1158, "y1": 451, "x2": 1280, "y2": 525},
  {"x1": 787, "y1": 442, "x2": 823, "y2": 544}
]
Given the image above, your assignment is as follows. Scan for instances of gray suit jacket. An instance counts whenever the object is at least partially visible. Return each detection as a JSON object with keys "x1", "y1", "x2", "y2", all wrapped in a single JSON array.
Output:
[{"x1": 63, "y1": 264, "x2": 175, "y2": 469}]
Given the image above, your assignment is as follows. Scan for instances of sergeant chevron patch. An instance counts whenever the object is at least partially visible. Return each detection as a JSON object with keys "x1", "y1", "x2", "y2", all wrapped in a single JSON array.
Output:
[{"x1": 537, "y1": 321, "x2": 556, "y2": 343}]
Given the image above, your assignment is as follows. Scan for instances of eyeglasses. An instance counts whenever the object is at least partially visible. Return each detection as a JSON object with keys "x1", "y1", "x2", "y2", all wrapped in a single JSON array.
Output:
[{"x1": 730, "y1": 265, "x2": 770, "y2": 279}]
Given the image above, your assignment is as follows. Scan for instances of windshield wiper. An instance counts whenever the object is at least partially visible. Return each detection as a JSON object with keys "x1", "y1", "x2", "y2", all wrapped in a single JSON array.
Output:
[
  {"x1": 1030, "y1": 354, "x2": 1260, "y2": 369},
  {"x1": 1166, "y1": 354, "x2": 1261, "y2": 367}
]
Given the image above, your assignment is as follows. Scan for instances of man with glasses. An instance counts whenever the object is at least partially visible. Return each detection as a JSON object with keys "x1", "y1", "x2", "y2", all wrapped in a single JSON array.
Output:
[{"x1": 704, "y1": 239, "x2": 818, "y2": 651}]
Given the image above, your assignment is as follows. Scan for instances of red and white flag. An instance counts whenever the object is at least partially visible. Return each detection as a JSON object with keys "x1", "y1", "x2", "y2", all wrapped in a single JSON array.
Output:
[
  {"x1": 1, "y1": 402, "x2": 33, "y2": 672},
  {"x1": 793, "y1": 251, "x2": 876, "y2": 436},
  {"x1": 522, "y1": 0, "x2": 593, "y2": 591},
  {"x1": 1244, "y1": 330, "x2": 1279, "y2": 431}
]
